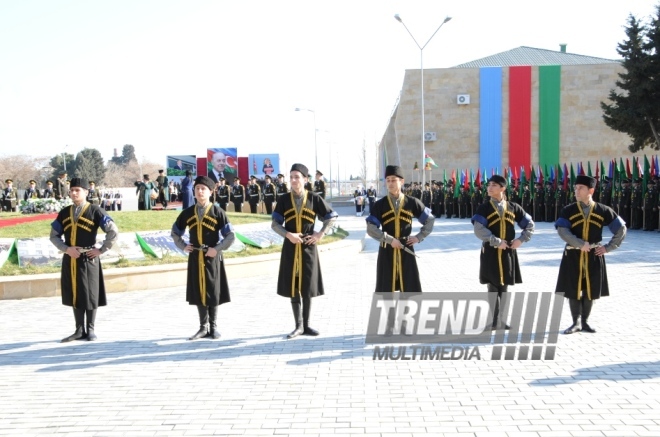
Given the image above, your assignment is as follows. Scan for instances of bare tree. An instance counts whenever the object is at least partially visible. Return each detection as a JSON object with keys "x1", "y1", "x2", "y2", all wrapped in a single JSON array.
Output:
[{"x1": 0, "y1": 155, "x2": 51, "y2": 191}]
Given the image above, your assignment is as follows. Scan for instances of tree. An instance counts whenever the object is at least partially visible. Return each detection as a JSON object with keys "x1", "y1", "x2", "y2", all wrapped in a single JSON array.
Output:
[
  {"x1": 0, "y1": 155, "x2": 51, "y2": 190},
  {"x1": 49, "y1": 153, "x2": 77, "y2": 179},
  {"x1": 602, "y1": 10, "x2": 660, "y2": 152},
  {"x1": 74, "y1": 148, "x2": 106, "y2": 184},
  {"x1": 110, "y1": 144, "x2": 137, "y2": 166}
]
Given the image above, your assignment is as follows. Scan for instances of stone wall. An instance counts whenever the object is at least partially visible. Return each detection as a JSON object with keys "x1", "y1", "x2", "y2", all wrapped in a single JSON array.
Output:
[{"x1": 381, "y1": 63, "x2": 631, "y2": 181}]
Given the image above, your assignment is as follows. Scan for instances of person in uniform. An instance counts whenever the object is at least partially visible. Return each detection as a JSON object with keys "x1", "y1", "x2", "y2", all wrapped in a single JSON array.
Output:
[
  {"x1": 444, "y1": 181, "x2": 455, "y2": 218},
  {"x1": 181, "y1": 170, "x2": 194, "y2": 210},
  {"x1": 544, "y1": 180, "x2": 556, "y2": 222},
  {"x1": 459, "y1": 185, "x2": 471, "y2": 218},
  {"x1": 631, "y1": 178, "x2": 643, "y2": 230},
  {"x1": 136, "y1": 174, "x2": 156, "y2": 210},
  {"x1": 366, "y1": 165, "x2": 435, "y2": 294},
  {"x1": 24, "y1": 179, "x2": 41, "y2": 201},
  {"x1": 521, "y1": 183, "x2": 532, "y2": 214},
  {"x1": 3, "y1": 179, "x2": 18, "y2": 212},
  {"x1": 421, "y1": 183, "x2": 432, "y2": 209},
  {"x1": 215, "y1": 177, "x2": 230, "y2": 211},
  {"x1": 272, "y1": 163, "x2": 337, "y2": 339},
  {"x1": 555, "y1": 175, "x2": 626, "y2": 334},
  {"x1": 230, "y1": 177, "x2": 245, "y2": 213},
  {"x1": 471, "y1": 182, "x2": 484, "y2": 218},
  {"x1": 472, "y1": 175, "x2": 534, "y2": 330},
  {"x1": 276, "y1": 173, "x2": 289, "y2": 202},
  {"x1": 86, "y1": 181, "x2": 100, "y2": 205},
  {"x1": 262, "y1": 175, "x2": 276, "y2": 214},
  {"x1": 533, "y1": 181, "x2": 545, "y2": 222},
  {"x1": 644, "y1": 180, "x2": 658, "y2": 231},
  {"x1": 114, "y1": 190, "x2": 123, "y2": 211},
  {"x1": 354, "y1": 185, "x2": 367, "y2": 217},
  {"x1": 367, "y1": 184, "x2": 377, "y2": 213},
  {"x1": 49, "y1": 178, "x2": 119, "y2": 342},
  {"x1": 171, "y1": 176, "x2": 235, "y2": 340},
  {"x1": 54, "y1": 171, "x2": 69, "y2": 200},
  {"x1": 156, "y1": 169, "x2": 170, "y2": 209},
  {"x1": 247, "y1": 175, "x2": 261, "y2": 214},
  {"x1": 314, "y1": 170, "x2": 326, "y2": 199},
  {"x1": 619, "y1": 178, "x2": 632, "y2": 227},
  {"x1": 43, "y1": 181, "x2": 55, "y2": 199}
]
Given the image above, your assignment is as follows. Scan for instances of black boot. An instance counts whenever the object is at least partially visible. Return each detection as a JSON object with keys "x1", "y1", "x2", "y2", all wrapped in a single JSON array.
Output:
[
  {"x1": 86, "y1": 309, "x2": 98, "y2": 341},
  {"x1": 287, "y1": 299, "x2": 304, "y2": 339},
  {"x1": 61, "y1": 308, "x2": 87, "y2": 343},
  {"x1": 302, "y1": 297, "x2": 319, "y2": 336},
  {"x1": 563, "y1": 298, "x2": 582, "y2": 334},
  {"x1": 581, "y1": 298, "x2": 596, "y2": 333},
  {"x1": 488, "y1": 285, "x2": 510, "y2": 330},
  {"x1": 189, "y1": 305, "x2": 209, "y2": 340},
  {"x1": 208, "y1": 305, "x2": 221, "y2": 339}
]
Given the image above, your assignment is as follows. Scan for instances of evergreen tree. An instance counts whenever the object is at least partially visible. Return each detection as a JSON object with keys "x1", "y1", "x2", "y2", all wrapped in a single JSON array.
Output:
[
  {"x1": 75, "y1": 148, "x2": 106, "y2": 184},
  {"x1": 601, "y1": 12, "x2": 660, "y2": 152},
  {"x1": 49, "y1": 153, "x2": 77, "y2": 179}
]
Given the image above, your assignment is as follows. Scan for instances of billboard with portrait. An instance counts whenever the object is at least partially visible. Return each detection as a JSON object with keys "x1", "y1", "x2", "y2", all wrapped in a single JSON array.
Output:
[
  {"x1": 207, "y1": 148, "x2": 238, "y2": 185},
  {"x1": 248, "y1": 154, "x2": 280, "y2": 179},
  {"x1": 166, "y1": 155, "x2": 197, "y2": 185}
]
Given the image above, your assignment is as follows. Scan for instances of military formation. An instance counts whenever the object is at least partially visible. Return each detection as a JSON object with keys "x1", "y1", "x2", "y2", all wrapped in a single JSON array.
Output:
[{"x1": 401, "y1": 174, "x2": 660, "y2": 232}]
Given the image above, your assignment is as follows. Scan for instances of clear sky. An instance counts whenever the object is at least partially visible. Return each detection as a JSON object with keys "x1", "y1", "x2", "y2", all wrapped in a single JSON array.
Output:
[{"x1": 0, "y1": 0, "x2": 656, "y2": 179}]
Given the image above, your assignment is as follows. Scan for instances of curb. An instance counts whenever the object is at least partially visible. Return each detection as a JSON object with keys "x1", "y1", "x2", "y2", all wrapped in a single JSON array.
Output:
[{"x1": 0, "y1": 237, "x2": 363, "y2": 301}]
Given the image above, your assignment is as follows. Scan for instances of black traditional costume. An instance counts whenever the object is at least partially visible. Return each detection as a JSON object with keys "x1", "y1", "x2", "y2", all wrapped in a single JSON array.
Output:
[
  {"x1": 554, "y1": 175, "x2": 626, "y2": 334},
  {"x1": 49, "y1": 178, "x2": 118, "y2": 342},
  {"x1": 271, "y1": 164, "x2": 337, "y2": 339},
  {"x1": 366, "y1": 165, "x2": 435, "y2": 293},
  {"x1": 472, "y1": 175, "x2": 534, "y2": 329},
  {"x1": 172, "y1": 176, "x2": 235, "y2": 340}
]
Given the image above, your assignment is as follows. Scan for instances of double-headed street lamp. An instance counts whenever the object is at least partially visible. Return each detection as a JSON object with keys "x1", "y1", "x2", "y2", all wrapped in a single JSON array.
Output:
[
  {"x1": 394, "y1": 14, "x2": 452, "y2": 185},
  {"x1": 294, "y1": 107, "x2": 318, "y2": 172}
]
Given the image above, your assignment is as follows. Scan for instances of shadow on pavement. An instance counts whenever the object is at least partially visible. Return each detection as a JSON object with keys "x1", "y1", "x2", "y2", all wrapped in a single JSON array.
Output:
[
  {"x1": 530, "y1": 360, "x2": 660, "y2": 385},
  {"x1": 0, "y1": 333, "x2": 373, "y2": 372}
]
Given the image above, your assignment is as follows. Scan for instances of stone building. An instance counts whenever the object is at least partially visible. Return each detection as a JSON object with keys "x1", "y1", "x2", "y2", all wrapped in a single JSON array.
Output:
[{"x1": 378, "y1": 46, "x2": 630, "y2": 183}]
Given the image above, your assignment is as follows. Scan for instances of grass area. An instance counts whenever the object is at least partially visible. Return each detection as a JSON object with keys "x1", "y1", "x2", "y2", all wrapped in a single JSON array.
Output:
[{"x1": 0, "y1": 211, "x2": 348, "y2": 276}]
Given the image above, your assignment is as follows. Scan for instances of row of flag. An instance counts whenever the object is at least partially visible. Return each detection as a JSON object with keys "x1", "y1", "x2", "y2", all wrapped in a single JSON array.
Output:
[{"x1": 412, "y1": 155, "x2": 660, "y2": 198}]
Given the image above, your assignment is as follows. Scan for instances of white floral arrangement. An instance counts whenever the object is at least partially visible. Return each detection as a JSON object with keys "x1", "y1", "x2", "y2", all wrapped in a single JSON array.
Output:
[{"x1": 19, "y1": 198, "x2": 73, "y2": 214}]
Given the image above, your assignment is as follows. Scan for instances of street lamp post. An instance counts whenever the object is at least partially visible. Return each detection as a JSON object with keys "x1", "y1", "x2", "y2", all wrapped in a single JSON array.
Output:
[
  {"x1": 62, "y1": 144, "x2": 69, "y2": 172},
  {"x1": 394, "y1": 14, "x2": 451, "y2": 186},
  {"x1": 294, "y1": 108, "x2": 318, "y2": 172}
]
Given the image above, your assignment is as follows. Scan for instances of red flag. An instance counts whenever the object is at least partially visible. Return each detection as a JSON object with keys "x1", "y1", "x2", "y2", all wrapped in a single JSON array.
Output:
[
  {"x1": 579, "y1": 162, "x2": 585, "y2": 176},
  {"x1": 451, "y1": 169, "x2": 456, "y2": 184},
  {"x1": 595, "y1": 161, "x2": 600, "y2": 180},
  {"x1": 475, "y1": 169, "x2": 482, "y2": 188},
  {"x1": 464, "y1": 168, "x2": 470, "y2": 190},
  {"x1": 538, "y1": 166, "x2": 544, "y2": 185},
  {"x1": 626, "y1": 158, "x2": 632, "y2": 178},
  {"x1": 652, "y1": 156, "x2": 657, "y2": 177}
]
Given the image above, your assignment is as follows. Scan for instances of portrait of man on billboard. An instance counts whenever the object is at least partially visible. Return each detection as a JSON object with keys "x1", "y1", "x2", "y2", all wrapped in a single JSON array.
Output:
[{"x1": 207, "y1": 148, "x2": 238, "y2": 186}]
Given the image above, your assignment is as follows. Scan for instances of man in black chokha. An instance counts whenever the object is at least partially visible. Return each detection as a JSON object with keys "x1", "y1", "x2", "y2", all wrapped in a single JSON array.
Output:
[
  {"x1": 555, "y1": 175, "x2": 626, "y2": 334},
  {"x1": 156, "y1": 169, "x2": 170, "y2": 209},
  {"x1": 472, "y1": 175, "x2": 534, "y2": 330},
  {"x1": 272, "y1": 163, "x2": 337, "y2": 339},
  {"x1": 262, "y1": 174, "x2": 276, "y2": 214},
  {"x1": 171, "y1": 176, "x2": 235, "y2": 340},
  {"x1": 366, "y1": 165, "x2": 435, "y2": 293},
  {"x1": 49, "y1": 178, "x2": 119, "y2": 342}
]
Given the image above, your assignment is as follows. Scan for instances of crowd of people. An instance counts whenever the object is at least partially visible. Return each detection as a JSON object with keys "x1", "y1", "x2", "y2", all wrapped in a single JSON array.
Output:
[{"x1": 400, "y1": 175, "x2": 660, "y2": 232}]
